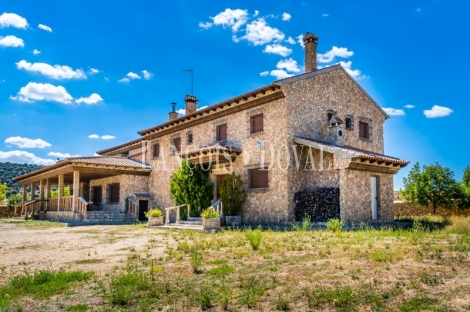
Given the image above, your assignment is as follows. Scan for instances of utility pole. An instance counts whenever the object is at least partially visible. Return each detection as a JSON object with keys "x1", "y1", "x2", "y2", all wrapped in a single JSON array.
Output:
[{"x1": 183, "y1": 69, "x2": 193, "y2": 95}]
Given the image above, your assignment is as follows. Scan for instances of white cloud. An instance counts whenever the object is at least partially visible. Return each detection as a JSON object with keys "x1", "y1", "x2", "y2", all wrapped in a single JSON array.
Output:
[
  {"x1": 101, "y1": 135, "x2": 115, "y2": 140},
  {"x1": 339, "y1": 61, "x2": 362, "y2": 78},
  {"x1": 118, "y1": 78, "x2": 130, "y2": 83},
  {"x1": 16, "y1": 60, "x2": 86, "y2": 80},
  {"x1": 177, "y1": 108, "x2": 186, "y2": 115},
  {"x1": 48, "y1": 152, "x2": 80, "y2": 158},
  {"x1": 75, "y1": 93, "x2": 103, "y2": 105},
  {"x1": 33, "y1": 49, "x2": 40, "y2": 55},
  {"x1": 141, "y1": 70, "x2": 153, "y2": 80},
  {"x1": 126, "y1": 72, "x2": 141, "y2": 80},
  {"x1": 38, "y1": 23, "x2": 52, "y2": 32},
  {"x1": 89, "y1": 68, "x2": 99, "y2": 74},
  {"x1": 282, "y1": 12, "x2": 291, "y2": 21},
  {"x1": 254, "y1": 10, "x2": 259, "y2": 17},
  {"x1": 0, "y1": 150, "x2": 54, "y2": 166},
  {"x1": 199, "y1": 21, "x2": 213, "y2": 29},
  {"x1": 5, "y1": 136, "x2": 51, "y2": 148},
  {"x1": 263, "y1": 44, "x2": 292, "y2": 57},
  {"x1": 0, "y1": 13, "x2": 28, "y2": 29},
  {"x1": 233, "y1": 18, "x2": 284, "y2": 46},
  {"x1": 405, "y1": 104, "x2": 415, "y2": 109},
  {"x1": 0, "y1": 35, "x2": 24, "y2": 47},
  {"x1": 260, "y1": 71, "x2": 269, "y2": 76},
  {"x1": 285, "y1": 37, "x2": 296, "y2": 44},
  {"x1": 296, "y1": 34, "x2": 304, "y2": 49},
  {"x1": 318, "y1": 46, "x2": 354, "y2": 63},
  {"x1": 88, "y1": 134, "x2": 99, "y2": 139},
  {"x1": 276, "y1": 58, "x2": 301, "y2": 73},
  {"x1": 10, "y1": 82, "x2": 73, "y2": 104},
  {"x1": 323, "y1": 13, "x2": 329, "y2": 17},
  {"x1": 211, "y1": 8, "x2": 249, "y2": 32},
  {"x1": 423, "y1": 105, "x2": 453, "y2": 118},
  {"x1": 383, "y1": 108, "x2": 405, "y2": 116},
  {"x1": 270, "y1": 69, "x2": 293, "y2": 80}
]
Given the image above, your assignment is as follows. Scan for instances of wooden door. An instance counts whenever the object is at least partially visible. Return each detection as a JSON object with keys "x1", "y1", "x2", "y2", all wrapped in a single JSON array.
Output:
[
  {"x1": 371, "y1": 177, "x2": 378, "y2": 220},
  {"x1": 216, "y1": 175, "x2": 229, "y2": 200}
]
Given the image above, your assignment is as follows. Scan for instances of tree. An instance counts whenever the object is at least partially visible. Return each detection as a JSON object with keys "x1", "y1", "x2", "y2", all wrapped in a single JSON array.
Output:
[
  {"x1": 462, "y1": 165, "x2": 470, "y2": 192},
  {"x1": 7, "y1": 193, "x2": 23, "y2": 211},
  {"x1": 220, "y1": 172, "x2": 246, "y2": 216},
  {"x1": 402, "y1": 162, "x2": 461, "y2": 214},
  {"x1": 170, "y1": 159, "x2": 213, "y2": 218},
  {"x1": 0, "y1": 183, "x2": 6, "y2": 202},
  {"x1": 50, "y1": 187, "x2": 71, "y2": 198}
]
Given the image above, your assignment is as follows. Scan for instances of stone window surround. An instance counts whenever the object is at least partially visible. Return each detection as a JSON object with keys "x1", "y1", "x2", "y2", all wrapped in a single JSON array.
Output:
[
  {"x1": 186, "y1": 131, "x2": 193, "y2": 145},
  {"x1": 345, "y1": 114, "x2": 354, "y2": 131},
  {"x1": 150, "y1": 139, "x2": 161, "y2": 159},
  {"x1": 358, "y1": 116, "x2": 373, "y2": 142},
  {"x1": 169, "y1": 132, "x2": 182, "y2": 155},
  {"x1": 247, "y1": 108, "x2": 265, "y2": 138},
  {"x1": 213, "y1": 119, "x2": 229, "y2": 142},
  {"x1": 244, "y1": 163, "x2": 270, "y2": 192}
]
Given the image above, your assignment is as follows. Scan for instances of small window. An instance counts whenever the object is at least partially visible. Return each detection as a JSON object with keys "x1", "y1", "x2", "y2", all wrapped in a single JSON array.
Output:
[
  {"x1": 217, "y1": 124, "x2": 228, "y2": 141},
  {"x1": 108, "y1": 183, "x2": 120, "y2": 204},
  {"x1": 250, "y1": 168, "x2": 268, "y2": 189},
  {"x1": 345, "y1": 117, "x2": 352, "y2": 129},
  {"x1": 187, "y1": 132, "x2": 193, "y2": 145},
  {"x1": 173, "y1": 137, "x2": 181, "y2": 153},
  {"x1": 92, "y1": 186, "x2": 102, "y2": 203},
  {"x1": 359, "y1": 121, "x2": 369, "y2": 139},
  {"x1": 250, "y1": 114, "x2": 263, "y2": 134},
  {"x1": 327, "y1": 113, "x2": 334, "y2": 123},
  {"x1": 152, "y1": 143, "x2": 160, "y2": 158}
]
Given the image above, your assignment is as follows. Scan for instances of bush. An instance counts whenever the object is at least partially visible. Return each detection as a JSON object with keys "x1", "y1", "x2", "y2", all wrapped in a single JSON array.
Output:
[
  {"x1": 145, "y1": 208, "x2": 163, "y2": 218},
  {"x1": 245, "y1": 229, "x2": 262, "y2": 250},
  {"x1": 201, "y1": 207, "x2": 219, "y2": 219},
  {"x1": 292, "y1": 216, "x2": 311, "y2": 232},
  {"x1": 326, "y1": 219, "x2": 343, "y2": 232},
  {"x1": 220, "y1": 172, "x2": 246, "y2": 215}
]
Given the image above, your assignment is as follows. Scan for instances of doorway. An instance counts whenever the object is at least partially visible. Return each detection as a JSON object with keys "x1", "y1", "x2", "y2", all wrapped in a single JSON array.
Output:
[
  {"x1": 371, "y1": 177, "x2": 378, "y2": 220},
  {"x1": 138, "y1": 200, "x2": 149, "y2": 221},
  {"x1": 216, "y1": 175, "x2": 229, "y2": 200}
]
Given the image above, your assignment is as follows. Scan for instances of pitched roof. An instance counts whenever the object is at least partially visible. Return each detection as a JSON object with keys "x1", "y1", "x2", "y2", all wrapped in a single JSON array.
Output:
[{"x1": 96, "y1": 138, "x2": 143, "y2": 155}]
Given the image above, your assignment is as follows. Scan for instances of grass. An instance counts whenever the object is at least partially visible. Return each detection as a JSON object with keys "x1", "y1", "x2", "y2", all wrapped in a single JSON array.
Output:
[
  {"x1": 3, "y1": 219, "x2": 64, "y2": 228},
  {"x1": 73, "y1": 258, "x2": 104, "y2": 265},
  {"x1": 245, "y1": 228, "x2": 262, "y2": 250}
]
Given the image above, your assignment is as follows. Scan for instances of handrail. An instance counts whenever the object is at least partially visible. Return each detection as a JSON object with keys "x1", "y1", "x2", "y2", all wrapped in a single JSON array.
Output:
[
  {"x1": 211, "y1": 199, "x2": 223, "y2": 219},
  {"x1": 127, "y1": 197, "x2": 139, "y2": 220},
  {"x1": 75, "y1": 197, "x2": 88, "y2": 219},
  {"x1": 164, "y1": 204, "x2": 190, "y2": 225}
]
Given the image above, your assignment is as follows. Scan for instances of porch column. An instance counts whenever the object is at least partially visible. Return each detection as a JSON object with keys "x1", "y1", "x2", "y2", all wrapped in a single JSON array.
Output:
[
  {"x1": 39, "y1": 180, "x2": 44, "y2": 211},
  {"x1": 30, "y1": 182, "x2": 35, "y2": 201},
  {"x1": 22, "y1": 184, "x2": 27, "y2": 215},
  {"x1": 58, "y1": 174, "x2": 64, "y2": 211},
  {"x1": 72, "y1": 170, "x2": 80, "y2": 212},
  {"x1": 46, "y1": 178, "x2": 51, "y2": 211}
]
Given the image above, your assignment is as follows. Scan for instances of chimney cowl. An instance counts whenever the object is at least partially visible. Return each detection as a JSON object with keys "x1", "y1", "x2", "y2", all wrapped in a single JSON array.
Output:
[
  {"x1": 171, "y1": 102, "x2": 176, "y2": 113},
  {"x1": 184, "y1": 94, "x2": 198, "y2": 115}
]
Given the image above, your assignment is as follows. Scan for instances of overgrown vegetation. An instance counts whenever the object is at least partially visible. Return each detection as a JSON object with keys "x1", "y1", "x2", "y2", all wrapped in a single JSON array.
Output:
[{"x1": 220, "y1": 172, "x2": 246, "y2": 216}]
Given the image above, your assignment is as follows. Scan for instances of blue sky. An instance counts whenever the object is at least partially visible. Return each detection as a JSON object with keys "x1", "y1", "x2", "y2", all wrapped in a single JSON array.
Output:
[{"x1": 0, "y1": 1, "x2": 468, "y2": 189}]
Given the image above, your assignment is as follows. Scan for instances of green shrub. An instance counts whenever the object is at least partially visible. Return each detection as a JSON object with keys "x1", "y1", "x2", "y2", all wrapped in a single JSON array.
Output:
[
  {"x1": 206, "y1": 266, "x2": 235, "y2": 276},
  {"x1": 145, "y1": 208, "x2": 163, "y2": 218},
  {"x1": 245, "y1": 229, "x2": 262, "y2": 250},
  {"x1": 220, "y1": 172, "x2": 246, "y2": 215},
  {"x1": 201, "y1": 207, "x2": 219, "y2": 219},
  {"x1": 292, "y1": 216, "x2": 311, "y2": 232},
  {"x1": 326, "y1": 219, "x2": 343, "y2": 232}
]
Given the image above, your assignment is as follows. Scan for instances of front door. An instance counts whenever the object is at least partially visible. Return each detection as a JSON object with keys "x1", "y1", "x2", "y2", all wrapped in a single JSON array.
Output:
[
  {"x1": 216, "y1": 175, "x2": 229, "y2": 200},
  {"x1": 139, "y1": 200, "x2": 149, "y2": 221},
  {"x1": 371, "y1": 177, "x2": 378, "y2": 220}
]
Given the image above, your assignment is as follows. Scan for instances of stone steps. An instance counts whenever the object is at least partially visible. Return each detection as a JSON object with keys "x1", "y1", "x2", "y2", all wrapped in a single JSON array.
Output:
[
  {"x1": 159, "y1": 224, "x2": 204, "y2": 232},
  {"x1": 83, "y1": 211, "x2": 138, "y2": 224}
]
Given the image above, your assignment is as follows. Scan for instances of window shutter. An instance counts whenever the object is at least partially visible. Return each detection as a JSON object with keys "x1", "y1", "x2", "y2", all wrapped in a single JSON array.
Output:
[
  {"x1": 173, "y1": 138, "x2": 181, "y2": 152},
  {"x1": 217, "y1": 124, "x2": 227, "y2": 141},
  {"x1": 251, "y1": 114, "x2": 263, "y2": 133},
  {"x1": 250, "y1": 168, "x2": 268, "y2": 188}
]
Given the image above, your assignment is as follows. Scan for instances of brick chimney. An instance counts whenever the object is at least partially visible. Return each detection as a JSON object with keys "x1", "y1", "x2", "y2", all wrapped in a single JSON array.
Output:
[
  {"x1": 303, "y1": 32, "x2": 319, "y2": 73},
  {"x1": 169, "y1": 102, "x2": 178, "y2": 121},
  {"x1": 184, "y1": 95, "x2": 198, "y2": 115}
]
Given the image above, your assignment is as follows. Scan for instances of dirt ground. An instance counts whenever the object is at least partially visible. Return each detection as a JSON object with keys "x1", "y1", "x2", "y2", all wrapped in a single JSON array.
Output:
[{"x1": 0, "y1": 221, "x2": 170, "y2": 284}]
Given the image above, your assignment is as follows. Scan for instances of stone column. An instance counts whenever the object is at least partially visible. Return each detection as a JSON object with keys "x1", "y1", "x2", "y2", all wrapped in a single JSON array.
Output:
[
  {"x1": 72, "y1": 170, "x2": 80, "y2": 212},
  {"x1": 22, "y1": 184, "x2": 27, "y2": 216},
  {"x1": 30, "y1": 182, "x2": 35, "y2": 201},
  {"x1": 58, "y1": 174, "x2": 64, "y2": 211}
]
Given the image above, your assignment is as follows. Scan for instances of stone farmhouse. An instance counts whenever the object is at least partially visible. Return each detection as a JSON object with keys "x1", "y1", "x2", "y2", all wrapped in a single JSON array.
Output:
[{"x1": 14, "y1": 32, "x2": 409, "y2": 225}]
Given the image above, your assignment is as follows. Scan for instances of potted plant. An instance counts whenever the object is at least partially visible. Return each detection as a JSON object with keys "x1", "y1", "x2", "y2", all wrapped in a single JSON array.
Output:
[
  {"x1": 145, "y1": 208, "x2": 164, "y2": 226},
  {"x1": 220, "y1": 172, "x2": 246, "y2": 226},
  {"x1": 201, "y1": 207, "x2": 220, "y2": 232}
]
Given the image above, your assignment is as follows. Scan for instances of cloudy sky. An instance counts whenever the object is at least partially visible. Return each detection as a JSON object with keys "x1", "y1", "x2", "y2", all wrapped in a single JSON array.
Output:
[{"x1": 1, "y1": 1, "x2": 469, "y2": 189}]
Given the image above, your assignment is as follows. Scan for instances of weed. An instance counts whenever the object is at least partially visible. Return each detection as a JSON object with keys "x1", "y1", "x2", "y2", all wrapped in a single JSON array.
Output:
[
  {"x1": 190, "y1": 247, "x2": 203, "y2": 273},
  {"x1": 206, "y1": 265, "x2": 235, "y2": 276},
  {"x1": 326, "y1": 219, "x2": 343, "y2": 232},
  {"x1": 65, "y1": 304, "x2": 90, "y2": 311},
  {"x1": 419, "y1": 273, "x2": 443, "y2": 286},
  {"x1": 275, "y1": 291, "x2": 292, "y2": 311},
  {"x1": 246, "y1": 229, "x2": 262, "y2": 250},
  {"x1": 292, "y1": 216, "x2": 311, "y2": 232},
  {"x1": 73, "y1": 259, "x2": 104, "y2": 265}
]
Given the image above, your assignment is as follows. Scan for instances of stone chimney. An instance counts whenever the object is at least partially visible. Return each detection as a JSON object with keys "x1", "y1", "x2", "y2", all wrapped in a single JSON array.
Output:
[
  {"x1": 169, "y1": 102, "x2": 178, "y2": 121},
  {"x1": 303, "y1": 32, "x2": 319, "y2": 73},
  {"x1": 328, "y1": 115, "x2": 345, "y2": 146},
  {"x1": 184, "y1": 95, "x2": 198, "y2": 115}
]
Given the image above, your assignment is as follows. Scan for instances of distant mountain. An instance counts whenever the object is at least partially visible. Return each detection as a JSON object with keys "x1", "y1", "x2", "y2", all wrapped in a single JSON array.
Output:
[{"x1": 0, "y1": 162, "x2": 43, "y2": 195}]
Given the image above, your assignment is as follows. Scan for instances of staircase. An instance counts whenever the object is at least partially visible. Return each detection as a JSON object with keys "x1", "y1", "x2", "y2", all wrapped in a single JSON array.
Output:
[
  {"x1": 77, "y1": 211, "x2": 138, "y2": 225},
  {"x1": 160, "y1": 217, "x2": 204, "y2": 231}
]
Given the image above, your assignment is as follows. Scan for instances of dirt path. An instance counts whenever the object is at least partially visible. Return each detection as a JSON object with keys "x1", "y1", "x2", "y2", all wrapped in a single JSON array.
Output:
[{"x1": 0, "y1": 222, "x2": 170, "y2": 283}]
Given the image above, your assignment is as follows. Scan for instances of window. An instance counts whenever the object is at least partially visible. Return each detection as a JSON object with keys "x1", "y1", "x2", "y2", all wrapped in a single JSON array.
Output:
[
  {"x1": 327, "y1": 112, "x2": 334, "y2": 123},
  {"x1": 152, "y1": 143, "x2": 160, "y2": 158},
  {"x1": 250, "y1": 114, "x2": 263, "y2": 134},
  {"x1": 108, "y1": 183, "x2": 120, "y2": 204},
  {"x1": 187, "y1": 132, "x2": 193, "y2": 145},
  {"x1": 173, "y1": 137, "x2": 181, "y2": 153},
  {"x1": 359, "y1": 121, "x2": 369, "y2": 139},
  {"x1": 250, "y1": 168, "x2": 268, "y2": 189},
  {"x1": 217, "y1": 124, "x2": 227, "y2": 141},
  {"x1": 92, "y1": 186, "x2": 102, "y2": 203},
  {"x1": 345, "y1": 117, "x2": 352, "y2": 129}
]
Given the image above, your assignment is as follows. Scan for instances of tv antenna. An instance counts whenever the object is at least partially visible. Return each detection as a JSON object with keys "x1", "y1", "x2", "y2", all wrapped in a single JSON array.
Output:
[{"x1": 183, "y1": 69, "x2": 193, "y2": 95}]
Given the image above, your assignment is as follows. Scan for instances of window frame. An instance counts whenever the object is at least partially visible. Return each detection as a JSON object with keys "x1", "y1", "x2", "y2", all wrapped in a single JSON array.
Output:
[
  {"x1": 345, "y1": 117, "x2": 352, "y2": 129},
  {"x1": 250, "y1": 114, "x2": 264, "y2": 134},
  {"x1": 152, "y1": 143, "x2": 160, "y2": 158},
  {"x1": 186, "y1": 131, "x2": 193, "y2": 145},
  {"x1": 359, "y1": 121, "x2": 370, "y2": 140}
]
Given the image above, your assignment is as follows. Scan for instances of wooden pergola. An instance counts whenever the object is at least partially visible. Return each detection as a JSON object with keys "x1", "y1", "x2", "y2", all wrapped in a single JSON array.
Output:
[{"x1": 13, "y1": 157, "x2": 152, "y2": 219}]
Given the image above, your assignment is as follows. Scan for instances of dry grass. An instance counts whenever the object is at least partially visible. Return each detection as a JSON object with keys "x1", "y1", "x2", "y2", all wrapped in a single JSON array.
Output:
[{"x1": 1, "y1": 217, "x2": 470, "y2": 311}]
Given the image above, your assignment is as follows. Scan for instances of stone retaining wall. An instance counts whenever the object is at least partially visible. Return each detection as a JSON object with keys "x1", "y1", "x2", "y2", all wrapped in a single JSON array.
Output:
[
  {"x1": 45, "y1": 211, "x2": 83, "y2": 222},
  {"x1": 394, "y1": 203, "x2": 470, "y2": 217}
]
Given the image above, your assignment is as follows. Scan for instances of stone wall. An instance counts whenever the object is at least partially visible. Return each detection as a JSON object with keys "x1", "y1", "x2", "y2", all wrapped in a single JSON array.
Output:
[
  {"x1": 46, "y1": 211, "x2": 82, "y2": 222},
  {"x1": 89, "y1": 175, "x2": 150, "y2": 212},
  {"x1": 395, "y1": 203, "x2": 470, "y2": 217}
]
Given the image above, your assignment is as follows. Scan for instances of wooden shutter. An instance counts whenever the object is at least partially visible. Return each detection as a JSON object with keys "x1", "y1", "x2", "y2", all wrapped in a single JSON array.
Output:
[
  {"x1": 110, "y1": 184, "x2": 120, "y2": 203},
  {"x1": 187, "y1": 132, "x2": 193, "y2": 144},
  {"x1": 173, "y1": 138, "x2": 181, "y2": 152},
  {"x1": 152, "y1": 143, "x2": 160, "y2": 158},
  {"x1": 217, "y1": 124, "x2": 227, "y2": 141},
  {"x1": 359, "y1": 122, "x2": 368, "y2": 139},
  {"x1": 251, "y1": 114, "x2": 263, "y2": 133},
  {"x1": 250, "y1": 168, "x2": 268, "y2": 188}
]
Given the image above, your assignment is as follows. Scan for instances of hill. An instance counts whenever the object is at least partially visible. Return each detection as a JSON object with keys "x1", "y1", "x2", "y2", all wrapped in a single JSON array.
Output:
[{"x1": 0, "y1": 162, "x2": 43, "y2": 195}]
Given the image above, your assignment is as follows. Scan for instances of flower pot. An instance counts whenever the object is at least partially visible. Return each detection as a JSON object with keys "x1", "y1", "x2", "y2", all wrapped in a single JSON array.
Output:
[
  {"x1": 202, "y1": 218, "x2": 220, "y2": 232},
  {"x1": 225, "y1": 215, "x2": 241, "y2": 226},
  {"x1": 148, "y1": 216, "x2": 164, "y2": 227}
]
